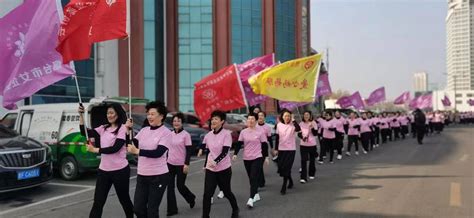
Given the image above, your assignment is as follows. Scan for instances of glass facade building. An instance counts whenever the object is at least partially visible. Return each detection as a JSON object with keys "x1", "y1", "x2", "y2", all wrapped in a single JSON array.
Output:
[
  {"x1": 144, "y1": 0, "x2": 156, "y2": 100},
  {"x1": 275, "y1": 0, "x2": 296, "y2": 62},
  {"x1": 177, "y1": 0, "x2": 213, "y2": 112},
  {"x1": 231, "y1": 0, "x2": 262, "y2": 64}
]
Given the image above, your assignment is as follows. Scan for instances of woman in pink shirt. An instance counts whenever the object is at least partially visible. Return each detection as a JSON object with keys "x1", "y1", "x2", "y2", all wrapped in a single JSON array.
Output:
[
  {"x1": 359, "y1": 112, "x2": 372, "y2": 154},
  {"x1": 346, "y1": 112, "x2": 361, "y2": 156},
  {"x1": 126, "y1": 101, "x2": 172, "y2": 218},
  {"x1": 317, "y1": 111, "x2": 337, "y2": 164},
  {"x1": 274, "y1": 108, "x2": 301, "y2": 195},
  {"x1": 333, "y1": 111, "x2": 346, "y2": 160},
  {"x1": 257, "y1": 111, "x2": 273, "y2": 186},
  {"x1": 233, "y1": 113, "x2": 269, "y2": 208},
  {"x1": 390, "y1": 112, "x2": 401, "y2": 140},
  {"x1": 166, "y1": 112, "x2": 196, "y2": 216},
  {"x1": 298, "y1": 111, "x2": 318, "y2": 183},
  {"x1": 200, "y1": 110, "x2": 239, "y2": 218},
  {"x1": 78, "y1": 103, "x2": 133, "y2": 218},
  {"x1": 398, "y1": 113, "x2": 409, "y2": 139}
]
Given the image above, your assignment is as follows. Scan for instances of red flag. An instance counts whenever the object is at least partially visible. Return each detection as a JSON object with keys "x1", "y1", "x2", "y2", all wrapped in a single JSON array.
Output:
[
  {"x1": 194, "y1": 65, "x2": 247, "y2": 123},
  {"x1": 56, "y1": 0, "x2": 96, "y2": 63},
  {"x1": 89, "y1": 0, "x2": 129, "y2": 43}
]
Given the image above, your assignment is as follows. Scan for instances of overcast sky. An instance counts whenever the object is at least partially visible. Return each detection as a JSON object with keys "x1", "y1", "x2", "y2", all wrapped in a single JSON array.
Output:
[{"x1": 310, "y1": 0, "x2": 447, "y2": 99}]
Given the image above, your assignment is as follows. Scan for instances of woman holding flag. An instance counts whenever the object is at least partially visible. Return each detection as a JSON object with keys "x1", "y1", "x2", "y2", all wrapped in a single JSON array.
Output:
[
  {"x1": 298, "y1": 111, "x2": 318, "y2": 183},
  {"x1": 274, "y1": 109, "x2": 301, "y2": 195},
  {"x1": 78, "y1": 104, "x2": 134, "y2": 218},
  {"x1": 126, "y1": 101, "x2": 171, "y2": 218},
  {"x1": 257, "y1": 111, "x2": 274, "y2": 184},
  {"x1": 233, "y1": 113, "x2": 269, "y2": 208}
]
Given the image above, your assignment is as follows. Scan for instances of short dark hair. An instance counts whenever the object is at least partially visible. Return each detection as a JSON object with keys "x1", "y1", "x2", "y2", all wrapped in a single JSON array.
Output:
[
  {"x1": 146, "y1": 101, "x2": 168, "y2": 117},
  {"x1": 279, "y1": 108, "x2": 292, "y2": 123},
  {"x1": 247, "y1": 113, "x2": 258, "y2": 120},
  {"x1": 324, "y1": 110, "x2": 333, "y2": 117},
  {"x1": 172, "y1": 112, "x2": 185, "y2": 122},
  {"x1": 303, "y1": 110, "x2": 313, "y2": 121},
  {"x1": 258, "y1": 111, "x2": 266, "y2": 118},
  {"x1": 211, "y1": 110, "x2": 226, "y2": 121}
]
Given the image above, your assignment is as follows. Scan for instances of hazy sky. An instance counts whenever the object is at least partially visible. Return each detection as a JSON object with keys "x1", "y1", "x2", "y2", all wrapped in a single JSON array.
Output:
[{"x1": 310, "y1": 0, "x2": 447, "y2": 99}]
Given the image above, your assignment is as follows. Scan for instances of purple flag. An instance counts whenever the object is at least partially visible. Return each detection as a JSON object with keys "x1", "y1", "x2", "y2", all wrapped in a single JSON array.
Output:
[
  {"x1": 393, "y1": 91, "x2": 410, "y2": 105},
  {"x1": 316, "y1": 73, "x2": 332, "y2": 97},
  {"x1": 365, "y1": 87, "x2": 386, "y2": 106},
  {"x1": 278, "y1": 101, "x2": 310, "y2": 111},
  {"x1": 441, "y1": 95, "x2": 451, "y2": 107},
  {"x1": 409, "y1": 94, "x2": 432, "y2": 109},
  {"x1": 238, "y1": 54, "x2": 275, "y2": 106},
  {"x1": 467, "y1": 99, "x2": 474, "y2": 106},
  {"x1": 336, "y1": 91, "x2": 365, "y2": 109},
  {"x1": 0, "y1": 0, "x2": 74, "y2": 109}
]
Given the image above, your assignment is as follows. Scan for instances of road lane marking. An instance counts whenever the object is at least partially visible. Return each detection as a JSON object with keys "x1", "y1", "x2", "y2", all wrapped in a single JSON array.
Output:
[
  {"x1": 459, "y1": 154, "x2": 469, "y2": 162},
  {"x1": 48, "y1": 182, "x2": 95, "y2": 189},
  {"x1": 450, "y1": 182, "x2": 462, "y2": 207},
  {"x1": 0, "y1": 187, "x2": 94, "y2": 216}
]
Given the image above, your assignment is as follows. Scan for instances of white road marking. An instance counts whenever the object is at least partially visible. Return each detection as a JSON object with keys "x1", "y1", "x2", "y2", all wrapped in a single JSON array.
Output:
[
  {"x1": 48, "y1": 182, "x2": 94, "y2": 189},
  {"x1": 459, "y1": 154, "x2": 469, "y2": 162},
  {"x1": 450, "y1": 182, "x2": 462, "y2": 207}
]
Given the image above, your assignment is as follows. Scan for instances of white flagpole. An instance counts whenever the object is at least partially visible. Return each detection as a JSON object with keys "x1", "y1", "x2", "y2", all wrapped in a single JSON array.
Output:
[{"x1": 73, "y1": 74, "x2": 89, "y2": 140}]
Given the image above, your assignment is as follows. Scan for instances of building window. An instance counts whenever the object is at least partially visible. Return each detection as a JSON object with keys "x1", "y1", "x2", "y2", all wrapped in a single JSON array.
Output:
[
  {"x1": 144, "y1": 0, "x2": 156, "y2": 100},
  {"x1": 178, "y1": 0, "x2": 213, "y2": 112},
  {"x1": 455, "y1": 93, "x2": 463, "y2": 97},
  {"x1": 231, "y1": 0, "x2": 262, "y2": 64}
]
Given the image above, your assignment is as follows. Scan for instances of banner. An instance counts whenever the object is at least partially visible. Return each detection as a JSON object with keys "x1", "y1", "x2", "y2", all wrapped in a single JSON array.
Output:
[
  {"x1": 441, "y1": 95, "x2": 451, "y2": 107},
  {"x1": 248, "y1": 54, "x2": 322, "y2": 102},
  {"x1": 0, "y1": 0, "x2": 74, "y2": 109},
  {"x1": 194, "y1": 65, "x2": 247, "y2": 123},
  {"x1": 365, "y1": 87, "x2": 386, "y2": 106},
  {"x1": 409, "y1": 94, "x2": 432, "y2": 109},
  {"x1": 336, "y1": 91, "x2": 365, "y2": 110},
  {"x1": 278, "y1": 101, "x2": 311, "y2": 111},
  {"x1": 468, "y1": 99, "x2": 474, "y2": 106},
  {"x1": 393, "y1": 91, "x2": 410, "y2": 104},
  {"x1": 238, "y1": 54, "x2": 274, "y2": 106}
]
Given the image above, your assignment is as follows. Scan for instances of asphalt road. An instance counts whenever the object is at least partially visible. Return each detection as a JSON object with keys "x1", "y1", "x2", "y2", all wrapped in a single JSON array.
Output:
[{"x1": 1, "y1": 125, "x2": 473, "y2": 218}]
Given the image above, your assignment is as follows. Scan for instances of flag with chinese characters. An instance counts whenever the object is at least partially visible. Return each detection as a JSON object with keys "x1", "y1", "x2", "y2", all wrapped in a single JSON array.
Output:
[
  {"x1": 194, "y1": 65, "x2": 247, "y2": 123},
  {"x1": 441, "y1": 95, "x2": 451, "y2": 107},
  {"x1": 57, "y1": 0, "x2": 129, "y2": 63},
  {"x1": 316, "y1": 73, "x2": 332, "y2": 97},
  {"x1": 248, "y1": 54, "x2": 322, "y2": 102},
  {"x1": 238, "y1": 54, "x2": 275, "y2": 106},
  {"x1": 0, "y1": 0, "x2": 74, "y2": 109},
  {"x1": 336, "y1": 91, "x2": 365, "y2": 110},
  {"x1": 393, "y1": 91, "x2": 410, "y2": 104},
  {"x1": 365, "y1": 87, "x2": 386, "y2": 106},
  {"x1": 278, "y1": 101, "x2": 311, "y2": 111}
]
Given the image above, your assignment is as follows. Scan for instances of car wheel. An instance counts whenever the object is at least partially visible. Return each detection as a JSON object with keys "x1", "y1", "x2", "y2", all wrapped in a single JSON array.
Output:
[{"x1": 59, "y1": 156, "x2": 80, "y2": 180}]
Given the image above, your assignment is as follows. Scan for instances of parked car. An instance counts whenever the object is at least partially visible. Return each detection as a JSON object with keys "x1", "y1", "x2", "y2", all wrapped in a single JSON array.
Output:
[
  {"x1": 0, "y1": 125, "x2": 53, "y2": 193},
  {"x1": 0, "y1": 97, "x2": 141, "y2": 180},
  {"x1": 132, "y1": 114, "x2": 208, "y2": 153}
]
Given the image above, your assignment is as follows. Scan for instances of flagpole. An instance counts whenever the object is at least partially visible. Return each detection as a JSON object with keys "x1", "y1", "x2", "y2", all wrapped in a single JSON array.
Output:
[{"x1": 73, "y1": 74, "x2": 89, "y2": 140}]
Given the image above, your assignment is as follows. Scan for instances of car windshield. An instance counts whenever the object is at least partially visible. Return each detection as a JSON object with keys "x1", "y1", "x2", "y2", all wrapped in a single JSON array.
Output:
[{"x1": 0, "y1": 125, "x2": 18, "y2": 138}]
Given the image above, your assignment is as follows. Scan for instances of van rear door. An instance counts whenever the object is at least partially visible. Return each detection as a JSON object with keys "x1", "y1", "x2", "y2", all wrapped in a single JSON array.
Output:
[{"x1": 28, "y1": 109, "x2": 63, "y2": 145}]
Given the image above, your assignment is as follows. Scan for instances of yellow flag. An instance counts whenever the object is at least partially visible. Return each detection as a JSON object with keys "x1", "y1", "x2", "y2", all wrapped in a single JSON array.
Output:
[{"x1": 248, "y1": 54, "x2": 322, "y2": 102}]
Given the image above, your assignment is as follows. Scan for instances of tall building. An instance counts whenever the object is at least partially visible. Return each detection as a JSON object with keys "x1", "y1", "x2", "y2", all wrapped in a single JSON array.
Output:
[
  {"x1": 413, "y1": 72, "x2": 428, "y2": 92},
  {"x1": 446, "y1": 0, "x2": 474, "y2": 91}
]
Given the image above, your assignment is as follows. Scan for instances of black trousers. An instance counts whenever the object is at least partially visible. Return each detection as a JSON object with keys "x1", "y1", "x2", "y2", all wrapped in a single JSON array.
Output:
[
  {"x1": 380, "y1": 128, "x2": 389, "y2": 143},
  {"x1": 300, "y1": 146, "x2": 316, "y2": 180},
  {"x1": 401, "y1": 125, "x2": 408, "y2": 139},
  {"x1": 258, "y1": 161, "x2": 266, "y2": 187},
  {"x1": 90, "y1": 165, "x2": 133, "y2": 218},
  {"x1": 369, "y1": 131, "x2": 375, "y2": 150},
  {"x1": 134, "y1": 173, "x2": 170, "y2": 218},
  {"x1": 374, "y1": 128, "x2": 380, "y2": 145},
  {"x1": 335, "y1": 132, "x2": 344, "y2": 155},
  {"x1": 416, "y1": 125, "x2": 425, "y2": 144},
  {"x1": 393, "y1": 127, "x2": 401, "y2": 139},
  {"x1": 429, "y1": 122, "x2": 434, "y2": 134},
  {"x1": 361, "y1": 132, "x2": 371, "y2": 152},
  {"x1": 388, "y1": 128, "x2": 393, "y2": 141},
  {"x1": 319, "y1": 138, "x2": 335, "y2": 162},
  {"x1": 411, "y1": 123, "x2": 416, "y2": 138},
  {"x1": 167, "y1": 164, "x2": 196, "y2": 214},
  {"x1": 202, "y1": 168, "x2": 238, "y2": 218},
  {"x1": 244, "y1": 157, "x2": 264, "y2": 198},
  {"x1": 347, "y1": 135, "x2": 359, "y2": 152}
]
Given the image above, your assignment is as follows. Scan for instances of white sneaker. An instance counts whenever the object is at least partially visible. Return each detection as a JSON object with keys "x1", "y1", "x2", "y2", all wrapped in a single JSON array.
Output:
[
  {"x1": 345, "y1": 152, "x2": 351, "y2": 156},
  {"x1": 330, "y1": 161, "x2": 334, "y2": 164},
  {"x1": 337, "y1": 155, "x2": 342, "y2": 160},
  {"x1": 247, "y1": 198, "x2": 254, "y2": 208},
  {"x1": 299, "y1": 168, "x2": 302, "y2": 173},
  {"x1": 211, "y1": 197, "x2": 214, "y2": 204},
  {"x1": 363, "y1": 150, "x2": 368, "y2": 154},
  {"x1": 355, "y1": 151, "x2": 359, "y2": 155},
  {"x1": 376, "y1": 144, "x2": 379, "y2": 147},
  {"x1": 272, "y1": 156, "x2": 278, "y2": 161},
  {"x1": 217, "y1": 191, "x2": 224, "y2": 199},
  {"x1": 300, "y1": 179, "x2": 306, "y2": 184},
  {"x1": 253, "y1": 193, "x2": 261, "y2": 202},
  {"x1": 318, "y1": 161, "x2": 324, "y2": 164},
  {"x1": 309, "y1": 176, "x2": 315, "y2": 180}
]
